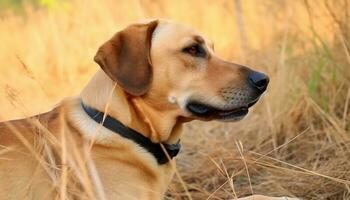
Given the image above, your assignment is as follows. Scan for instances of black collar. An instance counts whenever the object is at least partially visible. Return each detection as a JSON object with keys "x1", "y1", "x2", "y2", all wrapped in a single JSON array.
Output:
[{"x1": 81, "y1": 102, "x2": 181, "y2": 165}]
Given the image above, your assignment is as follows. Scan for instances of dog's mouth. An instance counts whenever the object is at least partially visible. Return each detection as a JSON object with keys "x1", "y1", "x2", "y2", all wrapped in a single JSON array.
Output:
[{"x1": 186, "y1": 99, "x2": 259, "y2": 121}]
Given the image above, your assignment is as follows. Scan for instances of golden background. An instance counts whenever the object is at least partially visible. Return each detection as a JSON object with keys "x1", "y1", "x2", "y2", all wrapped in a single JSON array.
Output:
[{"x1": 0, "y1": 0, "x2": 349, "y2": 199}]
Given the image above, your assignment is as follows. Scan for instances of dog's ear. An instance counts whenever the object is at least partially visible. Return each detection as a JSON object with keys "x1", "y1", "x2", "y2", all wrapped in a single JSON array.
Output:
[{"x1": 94, "y1": 20, "x2": 158, "y2": 96}]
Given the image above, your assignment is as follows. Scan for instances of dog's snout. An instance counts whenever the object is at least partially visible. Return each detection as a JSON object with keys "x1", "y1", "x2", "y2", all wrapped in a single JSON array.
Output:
[{"x1": 248, "y1": 71, "x2": 269, "y2": 91}]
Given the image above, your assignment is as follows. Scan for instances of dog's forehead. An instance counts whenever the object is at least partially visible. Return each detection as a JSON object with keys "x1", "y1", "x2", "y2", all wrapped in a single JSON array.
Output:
[{"x1": 152, "y1": 21, "x2": 211, "y2": 46}]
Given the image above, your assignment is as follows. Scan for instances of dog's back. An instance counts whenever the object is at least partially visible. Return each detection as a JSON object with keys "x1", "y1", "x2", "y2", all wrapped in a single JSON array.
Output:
[{"x1": 0, "y1": 107, "x2": 64, "y2": 199}]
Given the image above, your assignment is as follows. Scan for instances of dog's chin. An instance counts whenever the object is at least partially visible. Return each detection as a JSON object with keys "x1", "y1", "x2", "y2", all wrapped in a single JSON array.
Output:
[{"x1": 185, "y1": 99, "x2": 259, "y2": 122}]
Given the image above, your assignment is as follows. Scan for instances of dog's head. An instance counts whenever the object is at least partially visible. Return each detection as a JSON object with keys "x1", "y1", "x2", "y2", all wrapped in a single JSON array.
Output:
[{"x1": 94, "y1": 20, "x2": 269, "y2": 122}]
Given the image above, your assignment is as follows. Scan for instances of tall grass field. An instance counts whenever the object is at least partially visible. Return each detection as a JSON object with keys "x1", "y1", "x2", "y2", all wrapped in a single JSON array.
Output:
[{"x1": 0, "y1": 0, "x2": 349, "y2": 199}]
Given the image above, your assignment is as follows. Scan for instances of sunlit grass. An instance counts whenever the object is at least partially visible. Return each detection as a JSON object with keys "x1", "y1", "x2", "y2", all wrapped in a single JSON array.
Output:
[{"x1": 0, "y1": 0, "x2": 349, "y2": 199}]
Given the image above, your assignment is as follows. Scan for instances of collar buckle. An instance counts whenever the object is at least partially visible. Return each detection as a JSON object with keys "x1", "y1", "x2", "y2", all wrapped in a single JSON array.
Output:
[{"x1": 163, "y1": 141, "x2": 181, "y2": 158}]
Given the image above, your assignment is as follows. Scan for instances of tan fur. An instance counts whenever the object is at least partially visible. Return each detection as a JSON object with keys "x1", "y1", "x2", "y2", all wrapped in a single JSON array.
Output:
[{"x1": 0, "y1": 20, "x2": 298, "y2": 200}]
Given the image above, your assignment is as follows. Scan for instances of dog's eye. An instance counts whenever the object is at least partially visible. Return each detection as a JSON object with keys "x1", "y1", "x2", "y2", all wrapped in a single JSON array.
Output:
[{"x1": 183, "y1": 44, "x2": 206, "y2": 58}]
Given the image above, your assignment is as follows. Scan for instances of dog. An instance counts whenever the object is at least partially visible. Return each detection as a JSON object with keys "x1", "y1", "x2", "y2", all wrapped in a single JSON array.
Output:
[{"x1": 0, "y1": 20, "x2": 299, "y2": 200}]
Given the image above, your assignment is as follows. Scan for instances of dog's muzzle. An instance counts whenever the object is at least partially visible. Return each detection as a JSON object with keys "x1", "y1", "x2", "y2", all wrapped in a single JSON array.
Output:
[{"x1": 186, "y1": 70, "x2": 269, "y2": 121}]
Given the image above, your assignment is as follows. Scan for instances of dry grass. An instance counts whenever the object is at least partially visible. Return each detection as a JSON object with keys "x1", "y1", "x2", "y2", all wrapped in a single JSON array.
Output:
[{"x1": 0, "y1": 0, "x2": 349, "y2": 199}]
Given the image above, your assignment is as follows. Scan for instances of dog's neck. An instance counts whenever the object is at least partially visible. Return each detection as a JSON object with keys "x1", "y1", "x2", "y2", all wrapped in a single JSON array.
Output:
[{"x1": 80, "y1": 70, "x2": 182, "y2": 144}]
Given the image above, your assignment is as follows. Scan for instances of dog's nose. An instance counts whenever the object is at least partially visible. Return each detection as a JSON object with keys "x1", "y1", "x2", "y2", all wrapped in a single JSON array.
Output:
[{"x1": 248, "y1": 71, "x2": 269, "y2": 91}]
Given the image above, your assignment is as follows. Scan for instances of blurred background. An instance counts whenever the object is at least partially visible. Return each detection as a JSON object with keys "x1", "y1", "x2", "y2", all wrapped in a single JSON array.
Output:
[{"x1": 0, "y1": 0, "x2": 349, "y2": 199}]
